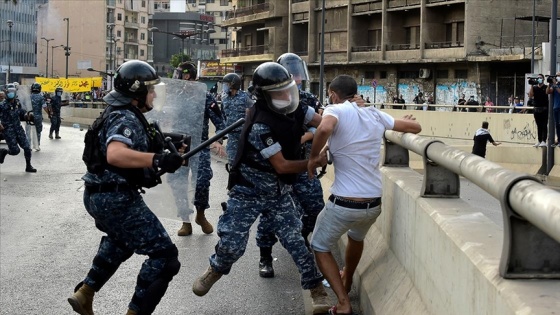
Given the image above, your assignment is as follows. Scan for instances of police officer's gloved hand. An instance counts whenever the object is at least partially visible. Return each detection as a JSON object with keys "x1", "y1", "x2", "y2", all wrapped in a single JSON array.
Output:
[{"x1": 153, "y1": 152, "x2": 183, "y2": 173}]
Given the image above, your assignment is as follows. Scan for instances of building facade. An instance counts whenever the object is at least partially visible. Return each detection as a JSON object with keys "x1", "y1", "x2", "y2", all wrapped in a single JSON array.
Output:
[
  {"x1": 0, "y1": 0, "x2": 48, "y2": 85},
  {"x1": 220, "y1": 0, "x2": 557, "y2": 107}
]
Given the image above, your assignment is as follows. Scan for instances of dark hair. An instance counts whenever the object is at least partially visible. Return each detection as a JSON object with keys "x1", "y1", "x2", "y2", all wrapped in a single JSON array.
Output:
[
  {"x1": 329, "y1": 75, "x2": 357, "y2": 100},
  {"x1": 482, "y1": 121, "x2": 489, "y2": 129}
]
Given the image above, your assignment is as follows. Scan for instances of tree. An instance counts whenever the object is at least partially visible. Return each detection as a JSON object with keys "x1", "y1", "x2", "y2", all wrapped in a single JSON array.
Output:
[{"x1": 167, "y1": 53, "x2": 191, "y2": 77}]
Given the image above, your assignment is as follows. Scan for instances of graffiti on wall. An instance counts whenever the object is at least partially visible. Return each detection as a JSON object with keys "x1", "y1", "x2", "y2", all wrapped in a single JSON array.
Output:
[
  {"x1": 357, "y1": 85, "x2": 387, "y2": 103},
  {"x1": 435, "y1": 81, "x2": 478, "y2": 106},
  {"x1": 503, "y1": 119, "x2": 537, "y2": 141}
]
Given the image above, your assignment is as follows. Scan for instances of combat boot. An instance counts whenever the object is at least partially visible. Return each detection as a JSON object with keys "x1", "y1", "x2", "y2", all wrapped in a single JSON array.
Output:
[
  {"x1": 48, "y1": 132, "x2": 53, "y2": 139},
  {"x1": 310, "y1": 284, "x2": 330, "y2": 314},
  {"x1": 0, "y1": 148, "x2": 8, "y2": 164},
  {"x1": 68, "y1": 282, "x2": 95, "y2": 315},
  {"x1": 259, "y1": 246, "x2": 274, "y2": 278},
  {"x1": 195, "y1": 207, "x2": 213, "y2": 234},
  {"x1": 177, "y1": 222, "x2": 192, "y2": 236},
  {"x1": 25, "y1": 159, "x2": 37, "y2": 173},
  {"x1": 125, "y1": 309, "x2": 137, "y2": 315},
  {"x1": 55, "y1": 132, "x2": 61, "y2": 139},
  {"x1": 192, "y1": 266, "x2": 222, "y2": 296}
]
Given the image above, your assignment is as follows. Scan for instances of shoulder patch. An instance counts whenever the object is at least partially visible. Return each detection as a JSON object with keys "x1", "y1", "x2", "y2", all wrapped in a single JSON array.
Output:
[
  {"x1": 118, "y1": 126, "x2": 133, "y2": 138},
  {"x1": 259, "y1": 132, "x2": 276, "y2": 147}
]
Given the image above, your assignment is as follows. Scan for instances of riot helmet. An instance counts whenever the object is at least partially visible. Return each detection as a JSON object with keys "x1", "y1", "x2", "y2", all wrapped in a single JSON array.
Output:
[
  {"x1": 31, "y1": 82, "x2": 42, "y2": 93},
  {"x1": 252, "y1": 62, "x2": 299, "y2": 115},
  {"x1": 112, "y1": 60, "x2": 161, "y2": 111},
  {"x1": 55, "y1": 87, "x2": 63, "y2": 97},
  {"x1": 276, "y1": 53, "x2": 309, "y2": 87},
  {"x1": 5, "y1": 86, "x2": 17, "y2": 100},
  {"x1": 222, "y1": 73, "x2": 241, "y2": 94},
  {"x1": 173, "y1": 61, "x2": 197, "y2": 80}
]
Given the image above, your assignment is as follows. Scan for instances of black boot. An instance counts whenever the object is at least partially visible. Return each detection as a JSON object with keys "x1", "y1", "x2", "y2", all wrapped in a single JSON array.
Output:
[
  {"x1": 0, "y1": 148, "x2": 8, "y2": 164},
  {"x1": 55, "y1": 132, "x2": 61, "y2": 139},
  {"x1": 259, "y1": 247, "x2": 274, "y2": 278},
  {"x1": 221, "y1": 202, "x2": 227, "y2": 212},
  {"x1": 48, "y1": 132, "x2": 53, "y2": 139},
  {"x1": 25, "y1": 158, "x2": 37, "y2": 173}
]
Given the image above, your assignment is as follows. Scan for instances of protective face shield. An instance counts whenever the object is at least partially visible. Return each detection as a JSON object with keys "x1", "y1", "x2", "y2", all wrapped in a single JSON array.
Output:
[
  {"x1": 151, "y1": 82, "x2": 167, "y2": 112},
  {"x1": 262, "y1": 79, "x2": 299, "y2": 115},
  {"x1": 222, "y1": 83, "x2": 230, "y2": 94},
  {"x1": 277, "y1": 53, "x2": 309, "y2": 86}
]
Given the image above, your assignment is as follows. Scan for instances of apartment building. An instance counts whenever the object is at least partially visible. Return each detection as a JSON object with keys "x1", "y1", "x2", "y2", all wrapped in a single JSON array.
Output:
[
  {"x1": 0, "y1": 0, "x2": 48, "y2": 85},
  {"x1": 36, "y1": 0, "x2": 154, "y2": 84},
  {"x1": 220, "y1": 0, "x2": 557, "y2": 106}
]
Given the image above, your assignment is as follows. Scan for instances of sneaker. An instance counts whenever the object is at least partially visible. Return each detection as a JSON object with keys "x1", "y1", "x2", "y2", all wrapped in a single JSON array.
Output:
[
  {"x1": 551, "y1": 142, "x2": 558, "y2": 148},
  {"x1": 310, "y1": 284, "x2": 330, "y2": 314},
  {"x1": 192, "y1": 266, "x2": 222, "y2": 296},
  {"x1": 177, "y1": 222, "x2": 192, "y2": 236},
  {"x1": 539, "y1": 141, "x2": 547, "y2": 147},
  {"x1": 34, "y1": 146, "x2": 41, "y2": 152}
]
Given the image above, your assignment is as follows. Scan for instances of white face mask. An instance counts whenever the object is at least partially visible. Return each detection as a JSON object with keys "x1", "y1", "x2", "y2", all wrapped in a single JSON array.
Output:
[{"x1": 271, "y1": 98, "x2": 292, "y2": 109}]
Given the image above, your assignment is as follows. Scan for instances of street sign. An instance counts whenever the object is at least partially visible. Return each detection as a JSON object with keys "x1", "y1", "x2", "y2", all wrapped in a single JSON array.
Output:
[{"x1": 371, "y1": 79, "x2": 377, "y2": 88}]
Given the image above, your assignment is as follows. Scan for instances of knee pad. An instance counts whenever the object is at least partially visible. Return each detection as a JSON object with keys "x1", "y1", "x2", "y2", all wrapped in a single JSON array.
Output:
[{"x1": 148, "y1": 245, "x2": 180, "y2": 281}]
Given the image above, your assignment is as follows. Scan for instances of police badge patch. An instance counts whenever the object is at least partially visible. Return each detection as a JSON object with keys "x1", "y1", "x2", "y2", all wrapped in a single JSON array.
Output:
[
  {"x1": 260, "y1": 132, "x2": 276, "y2": 147},
  {"x1": 123, "y1": 127, "x2": 132, "y2": 138}
]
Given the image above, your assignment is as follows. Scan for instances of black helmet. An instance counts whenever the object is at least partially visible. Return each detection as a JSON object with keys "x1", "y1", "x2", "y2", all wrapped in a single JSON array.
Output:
[
  {"x1": 253, "y1": 62, "x2": 299, "y2": 115},
  {"x1": 55, "y1": 87, "x2": 63, "y2": 96},
  {"x1": 174, "y1": 62, "x2": 197, "y2": 80},
  {"x1": 31, "y1": 82, "x2": 42, "y2": 93},
  {"x1": 276, "y1": 52, "x2": 309, "y2": 83},
  {"x1": 113, "y1": 60, "x2": 160, "y2": 98},
  {"x1": 222, "y1": 73, "x2": 241, "y2": 90}
]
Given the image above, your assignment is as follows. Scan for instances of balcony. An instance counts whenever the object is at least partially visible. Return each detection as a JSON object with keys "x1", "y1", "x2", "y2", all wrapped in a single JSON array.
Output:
[
  {"x1": 124, "y1": 53, "x2": 138, "y2": 60},
  {"x1": 427, "y1": 0, "x2": 464, "y2": 4},
  {"x1": 387, "y1": 0, "x2": 421, "y2": 9},
  {"x1": 352, "y1": 0, "x2": 382, "y2": 15},
  {"x1": 386, "y1": 43, "x2": 420, "y2": 50},
  {"x1": 222, "y1": 45, "x2": 269, "y2": 57},
  {"x1": 352, "y1": 45, "x2": 381, "y2": 52},
  {"x1": 125, "y1": 37, "x2": 138, "y2": 44},
  {"x1": 125, "y1": 21, "x2": 139, "y2": 29},
  {"x1": 106, "y1": 0, "x2": 115, "y2": 7},
  {"x1": 226, "y1": 3, "x2": 271, "y2": 19},
  {"x1": 425, "y1": 41, "x2": 464, "y2": 49}
]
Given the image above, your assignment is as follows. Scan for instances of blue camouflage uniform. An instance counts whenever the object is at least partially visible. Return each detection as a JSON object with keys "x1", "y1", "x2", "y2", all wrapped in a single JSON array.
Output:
[
  {"x1": 29, "y1": 93, "x2": 45, "y2": 145},
  {"x1": 81, "y1": 106, "x2": 179, "y2": 313},
  {"x1": 49, "y1": 94, "x2": 62, "y2": 135},
  {"x1": 193, "y1": 92, "x2": 226, "y2": 210},
  {"x1": 0, "y1": 98, "x2": 32, "y2": 160},
  {"x1": 256, "y1": 91, "x2": 325, "y2": 248},
  {"x1": 210, "y1": 102, "x2": 323, "y2": 290},
  {"x1": 221, "y1": 90, "x2": 253, "y2": 164}
]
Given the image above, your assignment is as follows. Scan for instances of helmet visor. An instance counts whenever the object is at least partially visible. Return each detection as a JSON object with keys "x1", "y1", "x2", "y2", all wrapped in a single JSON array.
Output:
[
  {"x1": 280, "y1": 59, "x2": 309, "y2": 83},
  {"x1": 151, "y1": 82, "x2": 166, "y2": 111},
  {"x1": 262, "y1": 79, "x2": 299, "y2": 115}
]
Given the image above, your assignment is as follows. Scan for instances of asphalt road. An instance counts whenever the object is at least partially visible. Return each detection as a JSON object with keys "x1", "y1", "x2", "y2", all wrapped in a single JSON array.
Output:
[{"x1": 0, "y1": 123, "x2": 362, "y2": 315}]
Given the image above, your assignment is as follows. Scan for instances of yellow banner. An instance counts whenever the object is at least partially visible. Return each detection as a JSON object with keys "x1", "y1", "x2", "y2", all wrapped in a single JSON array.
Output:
[
  {"x1": 34, "y1": 77, "x2": 103, "y2": 93},
  {"x1": 199, "y1": 61, "x2": 237, "y2": 77}
]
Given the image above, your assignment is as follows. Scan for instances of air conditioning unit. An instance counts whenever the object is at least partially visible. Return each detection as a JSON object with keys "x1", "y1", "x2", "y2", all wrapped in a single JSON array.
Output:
[{"x1": 419, "y1": 68, "x2": 431, "y2": 79}]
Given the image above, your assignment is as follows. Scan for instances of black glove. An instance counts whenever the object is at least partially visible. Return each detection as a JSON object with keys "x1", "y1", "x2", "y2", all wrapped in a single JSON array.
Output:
[{"x1": 152, "y1": 152, "x2": 183, "y2": 174}]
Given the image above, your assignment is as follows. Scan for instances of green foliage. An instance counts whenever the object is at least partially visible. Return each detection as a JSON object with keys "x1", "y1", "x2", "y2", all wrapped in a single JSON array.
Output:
[{"x1": 167, "y1": 53, "x2": 191, "y2": 77}]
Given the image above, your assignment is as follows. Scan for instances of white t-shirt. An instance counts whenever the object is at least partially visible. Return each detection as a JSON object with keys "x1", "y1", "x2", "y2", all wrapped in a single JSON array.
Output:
[{"x1": 323, "y1": 101, "x2": 395, "y2": 198}]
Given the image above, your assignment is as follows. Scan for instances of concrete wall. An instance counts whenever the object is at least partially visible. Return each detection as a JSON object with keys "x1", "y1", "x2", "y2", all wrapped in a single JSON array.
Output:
[{"x1": 318, "y1": 166, "x2": 560, "y2": 315}]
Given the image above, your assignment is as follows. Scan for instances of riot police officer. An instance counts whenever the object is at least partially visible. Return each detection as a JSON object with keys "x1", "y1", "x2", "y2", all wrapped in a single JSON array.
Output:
[
  {"x1": 0, "y1": 85, "x2": 37, "y2": 172},
  {"x1": 68, "y1": 60, "x2": 183, "y2": 315},
  {"x1": 220, "y1": 72, "x2": 254, "y2": 165},
  {"x1": 29, "y1": 82, "x2": 46, "y2": 150},
  {"x1": 255, "y1": 53, "x2": 324, "y2": 278},
  {"x1": 172, "y1": 62, "x2": 226, "y2": 236},
  {"x1": 192, "y1": 62, "x2": 330, "y2": 314},
  {"x1": 48, "y1": 86, "x2": 64, "y2": 139}
]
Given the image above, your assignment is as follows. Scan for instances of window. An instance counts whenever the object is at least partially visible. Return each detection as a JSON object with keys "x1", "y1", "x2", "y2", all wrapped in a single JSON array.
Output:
[
  {"x1": 365, "y1": 71, "x2": 375, "y2": 79},
  {"x1": 187, "y1": 0, "x2": 196, "y2": 3},
  {"x1": 117, "y1": 30, "x2": 122, "y2": 37},
  {"x1": 405, "y1": 26, "x2": 420, "y2": 49},
  {"x1": 221, "y1": 27, "x2": 227, "y2": 32},
  {"x1": 397, "y1": 71, "x2": 418, "y2": 79},
  {"x1": 380, "y1": 71, "x2": 387, "y2": 79},
  {"x1": 141, "y1": 16, "x2": 145, "y2": 24},
  {"x1": 141, "y1": 0, "x2": 145, "y2": 7},
  {"x1": 436, "y1": 70, "x2": 449, "y2": 79},
  {"x1": 207, "y1": 0, "x2": 215, "y2": 2},
  {"x1": 117, "y1": 13, "x2": 122, "y2": 21},
  {"x1": 367, "y1": 29, "x2": 381, "y2": 49},
  {"x1": 219, "y1": 38, "x2": 227, "y2": 44},
  {"x1": 455, "y1": 69, "x2": 468, "y2": 79},
  {"x1": 220, "y1": 0, "x2": 228, "y2": 5},
  {"x1": 140, "y1": 49, "x2": 145, "y2": 56},
  {"x1": 140, "y1": 32, "x2": 145, "y2": 40}
]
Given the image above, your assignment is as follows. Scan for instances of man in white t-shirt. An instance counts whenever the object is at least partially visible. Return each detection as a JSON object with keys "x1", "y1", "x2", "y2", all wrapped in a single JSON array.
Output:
[{"x1": 307, "y1": 75, "x2": 421, "y2": 315}]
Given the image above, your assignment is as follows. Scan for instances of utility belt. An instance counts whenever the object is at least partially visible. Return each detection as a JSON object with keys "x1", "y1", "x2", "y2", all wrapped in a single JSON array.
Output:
[
  {"x1": 85, "y1": 183, "x2": 137, "y2": 194},
  {"x1": 328, "y1": 195, "x2": 381, "y2": 209}
]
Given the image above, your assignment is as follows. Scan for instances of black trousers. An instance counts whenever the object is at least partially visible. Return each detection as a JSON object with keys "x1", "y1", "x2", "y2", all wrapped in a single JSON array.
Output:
[{"x1": 534, "y1": 111, "x2": 548, "y2": 142}]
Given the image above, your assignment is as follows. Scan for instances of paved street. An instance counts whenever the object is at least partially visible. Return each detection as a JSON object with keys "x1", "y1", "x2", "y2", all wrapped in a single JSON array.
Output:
[{"x1": 0, "y1": 123, "x2": 360, "y2": 315}]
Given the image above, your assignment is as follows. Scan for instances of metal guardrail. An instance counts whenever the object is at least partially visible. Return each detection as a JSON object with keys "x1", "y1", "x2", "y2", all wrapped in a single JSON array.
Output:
[
  {"x1": 382, "y1": 131, "x2": 560, "y2": 279},
  {"x1": 367, "y1": 102, "x2": 535, "y2": 113}
]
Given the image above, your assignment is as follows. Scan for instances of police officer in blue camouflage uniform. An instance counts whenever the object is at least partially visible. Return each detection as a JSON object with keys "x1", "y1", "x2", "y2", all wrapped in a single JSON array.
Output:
[
  {"x1": 29, "y1": 82, "x2": 47, "y2": 150},
  {"x1": 220, "y1": 72, "x2": 254, "y2": 165},
  {"x1": 48, "y1": 87, "x2": 64, "y2": 139},
  {"x1": 255, "y1": 53, "x2": 325, "y2": 278},
  {"x1": 68, "y1": 60, "x2": 184, "y2": 315},
  {"x1": 172, "y1": 62, "x2": 227, "y2": 236},
  {"x1": 0, "y1": 85, "x2": 37, "y2": 172},
  {"x1": 192, "y1": 62, "x2": 330, "y2": 314}
]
